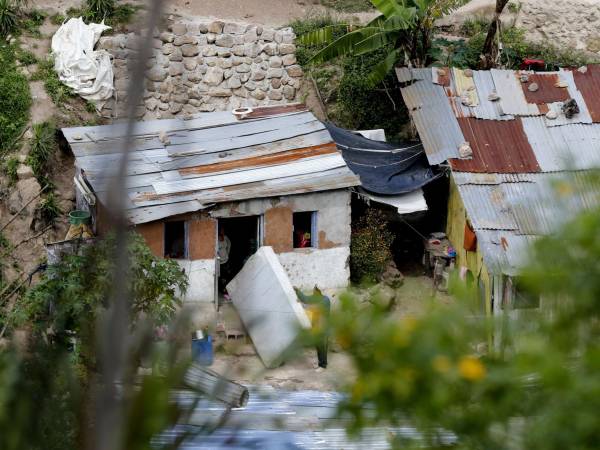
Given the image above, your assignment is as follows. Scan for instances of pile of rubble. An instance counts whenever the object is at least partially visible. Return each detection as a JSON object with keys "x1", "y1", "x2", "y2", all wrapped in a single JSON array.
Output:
[{"x1": 99, "y1": 20, "x2": 305, "y2": 119}]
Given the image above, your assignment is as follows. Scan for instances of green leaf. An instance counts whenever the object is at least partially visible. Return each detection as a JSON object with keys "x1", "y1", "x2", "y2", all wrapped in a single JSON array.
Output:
[
  {"x1": 308, "y1": 27, "x2": 381, "y2": 64},
  {"x1": 298, "y1": 24, "x2": 348, "y2": 46},
  {"x1": 354, "y1": 31, "x2": 397, "y2": 55},
  {"x1": 382, "y1": 6, "x2": 417, "y2": 29},
  {"x1": 370, "y1": 0, "x2": 406, "y2": 18},
  {"x1": 366, "y1": 48, "x2": 402, "y2": 86}
]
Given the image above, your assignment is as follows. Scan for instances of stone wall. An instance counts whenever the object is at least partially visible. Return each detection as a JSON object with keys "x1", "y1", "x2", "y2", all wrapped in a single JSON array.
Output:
[{"x1": 98, "y1": 19, "x2": 304, "y2": 120}]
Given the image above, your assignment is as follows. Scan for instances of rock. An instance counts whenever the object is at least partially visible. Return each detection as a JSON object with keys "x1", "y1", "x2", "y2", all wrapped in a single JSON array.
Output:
[
  {"x1": 251, "y1": 89, "x2": 266, "y2": 100},
  {"x1": 170, "y1": 102, "x2": 184, "y2": 114},
  {"x1": 279, "y1": 43, "x2": 296, "y2": 55},
  {"x1": 171, "y1": 23, "x2": 187, "y2": 36},
  {"x1": 282, "y1": 54, "x2": 296, "y2": 66},
  {"x1": 217, "y1": 48, "x2": 232, "y2": 57},
  {"x1": 199, "y1": 103, "x2": 216, "y2": 112},
  {"x1": 274, "y1": 30, "x2": 284, "y2": 44},
  {"x1": 210, "y1": 87, "x2": 233, "y2": 97},
  {"x1": 169, "y1": 62, "x2": 185, "y2": 76},
  {"x1": 203, "y1": 46, "x2": 217, "y2": 57},
  {"x1": 189, "y1": 84, "x2": 209, "y2": 99},
  {"x1": 218, "y1": 58, "x2": 233, "y2": 69},
  {"x1": 269, "y1": 56, "x2": 283, "y2": 68},
  {"x1": 158, "y1": 102, "x2": 170, "y2": 111},
  {"x1": 224, "y1": 69, "x2": 233, "y2": 79},
  {"x1": 174, "y1": 35, "x2": 197, "y2": 46},
  {"x1": 232, "y1": 45, "x2": 245, "y2": 56},
  {"x1": 228, "y1": 76, "x2": 242, "y2": 89},
  {"x1": 145, "y1": 97, "x2": 159, "y2": 111},
  {"x1": 268, "y1": 89, "x2": 283, "y2": 100},
  {"x1": 204, "y1": 67, "x2": 224, "y2": 86},
  {"x1": 252, "y1": 70, "x2": 266, "y2": 81},
  {"x1": 146, "y1": 67, "x2": 168, "y2": 82},
  {"x1": 236, "y1": 64, "x2": 251, "y2": 73},
  {"x1": 381, "y1": 260, "x2": 404, "y2": 289},
  {"x1": 245, "y1": 80, "x2": 257, "y2": 91},
  {"x1": 233, "y1": 87, "x2": 248, "y2": 98},
  {"x1": 286, "y1": 65, "x2": 303, "y2": 77},
  {"x1": 261, "y1": 29, "x2": 275, "y2": 42},
  {"x1": 256, "y1": 26, "x2": 263, "y2": 36},
  {"x1": 263, "y1": 43, "x2": 278, "y2": 56},
  {"x1": 267, "y1": 68, "x2": 283, "y2": 78},
  {"x1": 208, "y1": 21, "x2": 225, "y2": 34},
  {"x1": 244, "y1": 43, "x2": 261, "y2": 58},
  {"x1": 283, "y1": 85, "x2": 296, "y2": 100},
  {"x1": 198, "y1": 22, "x2": 209, "y2": 33},
  {"x1": 271, "y1": 78, "x2": 282, "y2": 89},
  {"x1": 206, "y1": 33, "x2": 216, "y2": 44},
  {"x1": 215, "y1": 34, "x2": 235, "y2": 47},
  {"x1": 159, "y1": 32, "x2": 174, "y2": 43},
  {"x1": 169, "y1": 48, "x2": 183, "y2": 62},
  {"x1": 172, "y1": 92, "x2": 189, "y2": 104},
  {"x1": 184, "y1": 58, "x2": 198, "y2": 71},
  {"x1": 8, "y1": 178, "x2": 41, "y2": 215},
  {"x1": 244, "y1": 28, "x2": 258, "y2": 43},
  {"x1": 16, "y1": 164, "x2": 34, "y2": 180},
  {"x1": 181, "y1": 44, "x2": 200, "y2": 57},
  {"x1": 162, "y1": 43, "x2": 175, "y2": 55}
]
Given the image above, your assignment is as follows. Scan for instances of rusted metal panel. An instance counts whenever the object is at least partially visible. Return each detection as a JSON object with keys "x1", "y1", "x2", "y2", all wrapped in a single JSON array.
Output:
[
  {"x1": 573, "y1": 65, "x2": 600, "y2": 123},
  {"x1": 450, "y1": 71, "x2": 514, "y2": 121},
  {"x1": 544, "y1": 70, "x2": 593, "y2": 127},
  {"x1": 136, "y1": 221, "x2": 164, "y2": 257},
  {"x1": 491, "y1": 69, "x2": 541, "y2": 116},
  {"x1": 241, "y1": 103, "x2": 308, "y2": 119},
  {"x1": 449, "y1": 117, "x2": 541, "y2": 173},
  {"x1": 521, "y1": 73, "x2": 570, "y2": 104},
  {"x1": 189, "y1": 217, "x2": 217, "y2": 260}
]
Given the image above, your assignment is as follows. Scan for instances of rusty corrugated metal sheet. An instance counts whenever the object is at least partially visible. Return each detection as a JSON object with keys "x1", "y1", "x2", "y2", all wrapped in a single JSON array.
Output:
[
  {"x1": 572, "y1": 65, "x2": 600, "y2": 123},
  {"x1": 449, "y1": 71, "x2": 514, "y2": 121},
  {"x1": 491, "y1": 69, "x2": 541, "y2": 116},
  {"x1": 449, "y1": 117, "x2": 541, "y2": 173},
  {"x1": 521, "y1": 73, "x2": 570, "y2": 104}
]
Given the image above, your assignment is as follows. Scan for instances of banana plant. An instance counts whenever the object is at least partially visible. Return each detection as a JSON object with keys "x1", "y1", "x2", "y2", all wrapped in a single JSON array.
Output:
[{"x1": 299, "y1": 0, "x2": 469, "y2": 85}]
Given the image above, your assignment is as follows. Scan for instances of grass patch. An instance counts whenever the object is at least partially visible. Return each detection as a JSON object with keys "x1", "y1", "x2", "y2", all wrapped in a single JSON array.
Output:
[
  {"x1": 26, "y1": 121, "x2": 56, "y2": 185},
  {"x1": 5, "y1": 155, "x2": 19, "y2": 184},
  {"x1": 15, "y1": 46, "x2": 37, "y2": 65},
  {"x1": 20, "y1": 9, "x2": 46, "y2": 37},
  {"x1": 39, "y1": 191, "x2": 61, "y2": 223},
  {"x1": 32, "y1": 57, "x2": 76, "y2": 105},
  {"x1": 50, "y1": 13, "x2": 65, "y2": 25},
  {"x1": 65, "y1": 2, "x2": 140, "y2": 30},
  {"x1": 320, "y1": 0, "x2": 373, "y2": 13},
  {"x1": 0, "y1": 0, "x2": 18, "y2": 37},
  {"x1": 0, "y1": 43, "x2": 31, "y2": 154}
]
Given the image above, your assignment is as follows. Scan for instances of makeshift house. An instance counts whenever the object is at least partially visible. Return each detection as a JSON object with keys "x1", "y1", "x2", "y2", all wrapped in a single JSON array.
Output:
[
  {"x1": 61, "y1": 105, "x2": 361, "y2": 312},
  {"x1": 397, "y1": 66, "x2": 600, "y2": 314}
]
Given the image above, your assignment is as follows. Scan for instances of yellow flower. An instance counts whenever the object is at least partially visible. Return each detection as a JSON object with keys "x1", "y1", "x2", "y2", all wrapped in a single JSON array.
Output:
[
  {"x1": 432, "y1": 355, "x2": 452, "y2": 374},
  {"x1": 458, "y1": 355, "x2": 486, "y2": 381}
]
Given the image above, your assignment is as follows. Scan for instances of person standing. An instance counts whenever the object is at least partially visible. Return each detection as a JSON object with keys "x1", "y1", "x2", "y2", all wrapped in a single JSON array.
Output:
[
  {"x1": 294, "y1": 285, "x2": 331, "y2": 370},
  {"x1": 218, "y1": 227, "x2": 231, "y2": 294}
]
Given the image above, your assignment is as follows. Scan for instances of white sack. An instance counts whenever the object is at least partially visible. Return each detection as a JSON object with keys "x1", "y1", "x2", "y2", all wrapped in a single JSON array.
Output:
[{"x1": 51, "y1": 17, "x2": 114, "y2": 109}]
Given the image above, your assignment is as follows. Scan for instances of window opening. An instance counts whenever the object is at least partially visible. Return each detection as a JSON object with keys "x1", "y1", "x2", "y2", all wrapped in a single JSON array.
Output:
[
  {"x1": 164, "y1": 220, "x2": 186, "y2": 258},
  {"x1": 293, "y1": 211, "x2": 317, "y2": 248}
]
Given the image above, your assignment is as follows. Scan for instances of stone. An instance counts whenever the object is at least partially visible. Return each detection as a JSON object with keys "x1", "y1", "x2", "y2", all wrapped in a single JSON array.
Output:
[
  {"x1": 250, "y1": 89, "x2": 266, "y2": 100},
  {"x1": 145, "y1": 97, "x2": 159, "y2": 111},
  {"x1": 174, "y1": 35, "x2": 197, "y2": 46},
  {"x1": 232, "y1": 56, "x2": 244, "y2": 66},
  {"x1": 243, "y1": 43, "x2": 260, "y2": 58},
  {"x1": 283, "y1": 85, "x2": 296, "y2": 100},
  {"x1": 169, "y1": 48, "x2": 183, "y2": 61},
  {"x1": 252, "y1": 70, "x2": 266, "y2": 81},
  {"x1": 204, "y1": 67, "x2": 224, "y2": 86},
  {"x1": 181, "y1": 44, "x2": 200, "y2": 57},
  {"x1": 268, "y1": 89, "x2": 283, "y2": 100},
  {"x1": 281, "y1": 31, "x2": 295, "y2": 44},
  {"x1": 171, "y1": 23, "x2": 187, "y2": 36},
  {"x1": 218, "y1": 58, "x2": 233, "y2": 69},
  {"x1": 200, "y1": 103, "x2": 216, "y2": 112},
  {"x1": 233, "y1": 87, "x2": 248, "y2": 98},
  {"x1": 245, "y1": 80, "x2": 257, "y2": 91},
  {"x1": 267, "y1": 68, "x2": 283, "y2": 78},
  {"x1": 8, "y1": 178, "x2": 41, "y2": 215},
  {"x1": 205, "y1": 57, "x2": 217, "y2": 67},
  {"x1": 16, "y1": 164, "x2": 34, "y2": 180},
  {"x1": 240, "y1": 72, "x2": 251, "y2": 83},
  {"x1": 261, "y1": 29, "x2": 275, "y2": 42},
  {"x1": 215, "y1": 34, "x2": 234, "y2": 47},
  {"x1": 270, "y1": 78, "x2": 282, "y2": 89},
  {"x1": 263, "y1": 43, "x2": 278, "y2": 56},
  {"x1": 189, "y1": 84, "x2": 209, "y2": 99},
  {"x1": 286, "y1": 65, "x2": 303, "y2": 77},
  {"x1": 206, "y1": 33, "x2": 216, "y2": 44},
  {"x1": 152, "y1": 39, "x2": 163, "y2": 49},
  {"x1": 146, "y1": 67, "x2": 168, "y2": 81},
  {"x1": 203, "y1": 46, "x2": 217, "y2": 57},
  {"x1": 158, "y1": 102, "x2": 170, "y2": 111},
  {"x1": 282, "y1": 54, "x2": 296, "y2": 66},
  {"x1": 217, "y1": 48, "x2": 232, "y2": 57},
  {"x1": 269, "y1": 56, "x2": 283, "y2": 68},
  {"x1": 224, "y1": 22, "x2": 246, "y2": 34},
  {"x1": 189, "y1": 98, "x2": 203, "y2": 107},
  {"x1": 187, "y1": 70, "x2": 203, "y2": 82},
  {"x1": 244, "y1": 28, "x2": 258, "y2": 43},
  {"x1": 198, "y1": 22, "x2": 209, "y2": 33},
  {"x1": 184, "y1": 58, "x2": 198, "y2": 71},
  {"x1": 228, "y1": 76, "x2": 242, "y2": 89},
  {"x1": 145, "y1": 80, "x2": 157, "y2": 91},
  {"x1": 170, "y1": 102, "x2": 184, "y2": 113},
  {"x1": 224, "y1": 69, "x2": 233, "y2": 79},
  {"x1": 274, "y1": 30, "x2": 284, "y2": 44},
  {"x1": 279, "y1": 43, "x2": 296, "y2": 55},
  {"x1": 232, "y1": 45, "x2": 245, "y2": 56},
  {"x1": 162, "y1": 43, "x2": 175, "y2": 55},
  {"x1": 256, "y1": 26, "x2": 263, "y2": 36},
  {"x1": 210, "y1": 87, "x2": 233, "y2": 97},
  {"x1": 169, "y1": 62, "x2": 185, "y2": 76},
  {"x1": 236, "y1": 64, "x2": 251, "y2": 73}
]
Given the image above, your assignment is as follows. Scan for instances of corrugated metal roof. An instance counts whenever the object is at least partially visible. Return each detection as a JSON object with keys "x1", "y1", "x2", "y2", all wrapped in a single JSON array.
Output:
[
  {"x1": 449, "y1": 70, "x2": 514, "y2": 121},
  {"x1": 449, "y1": 118, "x2": 540, "y2": 173},
  {"x1": 572, "y1": 65, "x2": 600, "y2": 123},
  {"x1": 400, "y1": 80, "x2": 464, "y2": 164},
  {"x1": 491, "y1": 69, "x2": 541, "y2": 116},
  {"x1": 458, "y1": 184, "x2": 518, "y2": 230},
  {"x1": 476, "y1": 230, "x2": 537, "y2": 276},
  {"x1": 543, "y1": 70, "x2": 593, "y2": 127},
  {"x1": 63, "y1": 106, "x2": 360, "y2": 224},
  {"x1": 521, "y1": 73, "x2": 569, "y2": 104}
]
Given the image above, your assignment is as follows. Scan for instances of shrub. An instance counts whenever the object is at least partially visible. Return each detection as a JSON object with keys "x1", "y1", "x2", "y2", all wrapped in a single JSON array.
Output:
[
  {"x1": 0, "y1": 44, "x2": 31, "y2": 154},
  {"x1": 5, "y1": 155, "x2": 18, "y2": 184},
  {"x1": 20, "y1": 9, "x2": 46, "y2": 36},
  {"x1": 350, "y1": 209, "x2": 394, "y2": 283},
  {"x1": 26, "y1": 122, "x2": 56, "y2": 183},
  {"x1": 39, "y1": 191, "x2": 61, "y2": 223},
  {"x1": 0, "y1": 0, "x2": 19, "y2": 37},
  {"x1": 320, "y1": 0, "x2": 373, "y2": 13},
  {"x1": 85, "y1": 0, "x2": 115, "y2": 21}
]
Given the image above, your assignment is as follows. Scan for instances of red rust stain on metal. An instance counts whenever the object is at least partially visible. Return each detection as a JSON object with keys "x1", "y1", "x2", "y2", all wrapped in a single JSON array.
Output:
[
  {"x1": 573, "y1": 65, "x2": 600, "y2": 122},
  {"x1": 521, "y1": 74, "x2": 570, "y2": 104},
  {"x1": 240, "y1": 103, "x2": 308, "y2": 119},
  {"x1": 179, "y1": 143, "x2": 338, "y2": 176},
  {"x1": 436, "y1": 67, "x2": 451, "y2": 87},
  {"x1": 449, "y1": 117, "x2": 541, "y2": 173},
  {"x1": 538, "y1": 103, "x2": 549, "y2": 114},
  {"x1": 500, "y1": 236, "x2": 508, "y2": 251}
]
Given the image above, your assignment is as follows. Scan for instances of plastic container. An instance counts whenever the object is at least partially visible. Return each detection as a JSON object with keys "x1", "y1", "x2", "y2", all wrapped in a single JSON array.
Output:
[
  {"x1": 191, "y1": 334, "x2": 213, "y2": 366},
  {"x1": 69, "y1": 210, "x2": 91, "y2": 225}
]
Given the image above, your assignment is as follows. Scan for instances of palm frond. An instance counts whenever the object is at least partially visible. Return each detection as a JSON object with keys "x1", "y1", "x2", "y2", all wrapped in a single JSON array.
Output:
[
  {"x1": 354, "y1": 31, "x2": 396, "y2": 56},
  {"x1": 298, "y1": 24, "x2": 348, "y2": 46},
  {"x1": 370, "y1": 0, "x2": 407, "y2": 18},
  {"x1": 365, "y1": 13, "x2": 386, "y2": 28},
  {"x1": 383, "y1": 8, "x2": 417, "y2": 30},
  {"x1": 367, "y1": 48, "x2": 402, "y2": 86},
  {"x1": 308, "y1": 27, "x2": 381, "y2": 64}
]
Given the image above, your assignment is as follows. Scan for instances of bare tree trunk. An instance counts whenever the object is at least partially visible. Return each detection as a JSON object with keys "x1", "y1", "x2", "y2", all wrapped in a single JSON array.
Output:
[{"x1": 480, "y1": 0, "x2": 510, "y2": 69}]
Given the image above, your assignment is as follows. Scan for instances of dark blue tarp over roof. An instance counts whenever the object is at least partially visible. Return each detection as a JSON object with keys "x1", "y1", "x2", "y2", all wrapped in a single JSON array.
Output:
[{"x1": 325, "y1": 123, "x2": 441, "y2": 195}]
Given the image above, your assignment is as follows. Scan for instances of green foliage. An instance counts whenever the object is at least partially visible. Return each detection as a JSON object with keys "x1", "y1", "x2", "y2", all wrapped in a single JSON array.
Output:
[
  {"x1": 0, "y1": 0, "x2": 18, "y2": 37},
  {"x1": 20, "y1": 9, "x2": 46, "y2": 37},
  {"x1": 321, "y1": 0, "x2": 374, "y2": 12},
  {"x1": 66, "y1": 2, "x2": 138, "y2": 28},
  {"x1": 26, "y1": 122, "x2": 56, "y2": 183},
  {"x1": 458, "y1": 16, "x2": 490, "y2": 37},
  {"x1": 15, "y1": 46, "x2": 37, "y2": 65},
  {"x1": 50, "y1": 13, "x2": 65, "y2": 25},
  {"x1": 39, "y1": 191, "x2": 61, "y2": 223},
  {"x1": 350, "y1": 209, "x2": 394, "y2": 283},
  {"x1": 85, "y1": 0, "x2": 115, "y2": 21},
  {"x1": 32, "y1": 58, "x2": 76, "y2": 105},
  {"x1": 0, "y1": 44, "x2": 31, "y2": 154},
  {"x1": 5, "y1": 155, "x2": 18, "y2": 184}
]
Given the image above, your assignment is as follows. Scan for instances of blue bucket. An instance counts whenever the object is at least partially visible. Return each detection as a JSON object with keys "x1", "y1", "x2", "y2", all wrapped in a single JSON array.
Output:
[{"x1": 191, "y1": 335, "x2": 213, "y2": 366}]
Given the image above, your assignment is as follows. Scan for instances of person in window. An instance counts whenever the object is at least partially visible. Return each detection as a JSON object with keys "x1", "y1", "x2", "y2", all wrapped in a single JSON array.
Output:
[
  {"x1": 294, "y1": 285, "x2": 331, "y2": 371},
  {"x1": 218, "y1": 227, "x2": 231, "y2": 293},
  {"x1": 295, "y1": 229, "x2": 311, "y2": 248}
]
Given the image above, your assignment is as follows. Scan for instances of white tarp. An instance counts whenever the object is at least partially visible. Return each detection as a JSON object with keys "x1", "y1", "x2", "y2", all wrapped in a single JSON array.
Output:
[
  {"x1": 356, "y1": 129, "x2": 387, "y2": 142},
  {"x1": 227, "y1": 246, "x2": 311, "y2": 368},
  {"x1": 51, "y1": 17, "x2": 114, "y2": 109},
  {"x1": 361, "y1": 188, "x2": 428, "y2": 215}
]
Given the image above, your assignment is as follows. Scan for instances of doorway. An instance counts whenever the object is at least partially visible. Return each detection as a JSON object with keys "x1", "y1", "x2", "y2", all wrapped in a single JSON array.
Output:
[{"x1": 217, "y1": 215, "x2": 262, "y2": 298}]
